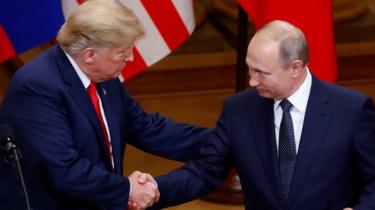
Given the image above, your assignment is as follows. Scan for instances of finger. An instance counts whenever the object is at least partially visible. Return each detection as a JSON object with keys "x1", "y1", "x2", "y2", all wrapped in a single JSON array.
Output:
[
  {"x1": 129, "y1": 171, "x2": 142, "y2": 187},
  {"x1": 139, "y1": 201, "x2": 149, "y2": 210},
  {"x1": 155, "y1": 188, "x2": 160, "y2": 203},
  {"x1": 149, "y1": 183, "x2": 159, "y2": 205},
  {"x1": 143, "y1": 183, "x2": 157, "y2": 207},
  {"x1": 146, "y1": 199, "x2": 154, "y2": 208},
  {"x1": 127, "y1": 200, "x2": 135, "y2": 210},
  {"x1": 145, "y1": 173, "x2": 156, "y2": 183},
  {"x1": 128, "y1": 200, "x2": 140, "y2": 210},
  {"x1": 130, "y1": 170, "x2": 141, "y2": 177},
  {"x1": 133, "y1": 202, "x2": 139, "y2": 209}
]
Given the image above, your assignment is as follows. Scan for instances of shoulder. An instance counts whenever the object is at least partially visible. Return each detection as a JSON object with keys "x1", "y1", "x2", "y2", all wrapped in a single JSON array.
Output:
[
  {"x1": 313, "y1": 78, "x2": 370, "y2": 107},
  {"x1": 225, "y1": 88, "x2": 258, "y2": 102},
  {"x1": 12, "y1": 45, "x2": 64, "y2": 89},
  {"x1": 222, "y1": 88, "x2": 266, "y2": 112},
  {"x1": 3, "y1": 46, "x2": 73, "y2": 108}
]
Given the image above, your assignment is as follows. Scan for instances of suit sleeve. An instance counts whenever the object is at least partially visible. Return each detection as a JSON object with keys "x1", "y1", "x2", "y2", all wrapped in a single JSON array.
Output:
[
  {"x1": 1, "y1": 80, "x2": 130, "y2": 208},
  {"x1": 150, "y1": 102, "x2": 234, "y2": 208},
  {"x1": 353, "y1": 98, "x2": 375, "y2": 209},
  {"x1": 122, "y1": 88, "x2": 210, "y2": 162}
]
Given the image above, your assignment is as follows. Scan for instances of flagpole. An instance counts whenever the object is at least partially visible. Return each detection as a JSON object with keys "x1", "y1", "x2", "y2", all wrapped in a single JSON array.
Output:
[{"x1": 236, "y1": 5, "x2": 249, "y2": 92}]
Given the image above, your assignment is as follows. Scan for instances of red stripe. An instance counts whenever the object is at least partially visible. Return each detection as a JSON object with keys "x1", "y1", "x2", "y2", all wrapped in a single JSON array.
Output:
[
  {"x1": 76, "y1": 0, "x2": 84, "y2": 5},
  {"x1": 140, "y1": 0, "x2": 189, "y2": 50},
  {"x1": 121, "y1": 47, "x2": 147, "y2": 79},
  {"x1": 0, "y1": 25, "x2": 16, "y2": 62}
]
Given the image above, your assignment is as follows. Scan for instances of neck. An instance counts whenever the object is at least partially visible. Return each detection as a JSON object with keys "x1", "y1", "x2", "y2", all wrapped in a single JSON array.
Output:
[
  {"x1": 71, "y1": 54, "x2": 98, "y2": 82},
  {"x1": 284, "y1": 68, "x2": 308, "y2": 99}
]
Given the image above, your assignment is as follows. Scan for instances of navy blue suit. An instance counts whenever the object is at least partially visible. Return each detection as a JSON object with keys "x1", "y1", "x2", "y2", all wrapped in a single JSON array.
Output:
[
  {"x1": 155, "y1": 77, "x2": 375, "y2": 210},
  {"x1": 0, "y1": 45, "x2": 208, "y2": 210}
]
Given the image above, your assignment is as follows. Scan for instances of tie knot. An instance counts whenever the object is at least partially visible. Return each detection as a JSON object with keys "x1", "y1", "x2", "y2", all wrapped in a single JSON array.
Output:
[
  {"x1": 87, "y1": 81, "x2": 97, "y2": 95},
  {"x1": 280, "y1": 99, "x2": 293, "y2": 112}
]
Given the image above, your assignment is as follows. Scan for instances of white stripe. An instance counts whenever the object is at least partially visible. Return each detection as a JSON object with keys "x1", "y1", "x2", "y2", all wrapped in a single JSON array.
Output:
[
  {"x1": 61, "y1": 0, "x2": 80, "y2": 19},
  {"x1": 171, "y1": 0, "x2": 195, "y2": 34},
  {"x1": 120, "y1": 0, "x2": 171, "y2": 66}
]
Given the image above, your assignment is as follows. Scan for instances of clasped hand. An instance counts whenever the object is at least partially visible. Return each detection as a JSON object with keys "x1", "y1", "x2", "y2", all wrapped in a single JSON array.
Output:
[{"x1": 127, "y1": 171, "x2": 159, "y2": 210}]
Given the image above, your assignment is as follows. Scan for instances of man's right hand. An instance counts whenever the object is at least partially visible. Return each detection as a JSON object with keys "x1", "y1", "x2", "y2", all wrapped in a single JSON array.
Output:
[{"x1": 128, "y1": 171, "x2": 159, "y2": 209}]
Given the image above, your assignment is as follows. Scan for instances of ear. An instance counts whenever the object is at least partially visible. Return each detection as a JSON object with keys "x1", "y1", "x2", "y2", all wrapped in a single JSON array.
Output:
[
  {"x1": 82, "y1": 47, "x2": 96, "y2": 65},
  {"x1": 290, "y1": 60, "x2": 304, "y2": 78}
]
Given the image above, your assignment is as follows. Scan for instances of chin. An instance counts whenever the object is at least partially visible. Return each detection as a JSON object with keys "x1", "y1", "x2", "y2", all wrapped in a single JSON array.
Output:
[
  {"x1": 114, "y1": 72, "x2": 122, "y2": 78},
  {"x1": 260, "y1": 95, "x2": 272, "y2": 99},
  {"x1": 257, "y1": 90, "x2": 270, "y2": 98}
]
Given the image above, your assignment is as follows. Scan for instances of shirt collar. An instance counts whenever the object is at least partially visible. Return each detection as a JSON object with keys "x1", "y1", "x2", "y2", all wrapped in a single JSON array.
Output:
[
  {"x1": 65, "y1": 52, "x2": 91, "y2": 89},
  {"x1": 274, "y1": 68, "x2": 312, "y2": 113}
]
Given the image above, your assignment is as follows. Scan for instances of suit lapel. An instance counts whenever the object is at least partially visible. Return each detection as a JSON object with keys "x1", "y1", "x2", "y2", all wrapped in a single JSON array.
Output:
[
  {"x1": 287, "y1": 77, "x2": 332, "y2": 208},
  {"x1": 55, "y1": 45, "x2": 114, "y2": 171},
  {"x1": 251, "y1": 95, "x2": 282, "y2": 202},
  {"x1": 97, "y1": 83, "x2": 122, "y2": 174}
]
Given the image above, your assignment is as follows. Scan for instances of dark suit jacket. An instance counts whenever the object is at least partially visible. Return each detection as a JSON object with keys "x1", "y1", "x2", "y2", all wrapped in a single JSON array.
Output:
[
  {"x1": 155, "y1": 76, "x2": 375, "y2": 210},
  {"x1": 0, "y1": 45, "x2": 208, "y2": 210}
]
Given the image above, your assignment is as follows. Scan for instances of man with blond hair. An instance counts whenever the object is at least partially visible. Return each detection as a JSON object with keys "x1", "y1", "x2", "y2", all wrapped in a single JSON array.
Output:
[
  {"x1": 152, "y1": 20, "x2": 375, "y2": 210},
  {"x1": 0, "y1": 1, "x2": 208, "y2": 209}
]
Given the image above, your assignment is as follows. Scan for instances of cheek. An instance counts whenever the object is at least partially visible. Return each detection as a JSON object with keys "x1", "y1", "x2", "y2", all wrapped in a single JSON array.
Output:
[
  {"x1": 262, "y1": 79, "x2": 281, "y2": 94},
  {"x1": 261, "y1": 78, "x2": 275, "y2": 88},
  {"x1": 108, "y1": 57, "x2": 123, "y2": 68},
  {"x1": 115, "y1": 57, "x2": 126, "y2": 66}
]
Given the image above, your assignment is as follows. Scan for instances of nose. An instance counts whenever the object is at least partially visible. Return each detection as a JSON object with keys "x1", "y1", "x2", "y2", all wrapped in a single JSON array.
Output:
[
  {"x1": 249, "y1": 74, "x2": 259, "y2": 87},
  {"x1": 124, "y1": 51, "x2": 134, "y2": 63}
]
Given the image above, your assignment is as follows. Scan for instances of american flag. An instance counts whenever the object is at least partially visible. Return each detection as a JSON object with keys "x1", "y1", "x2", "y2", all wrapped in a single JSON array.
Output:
[{"x1": 0, "y1": 0, "x2": 195, "y2": 80}]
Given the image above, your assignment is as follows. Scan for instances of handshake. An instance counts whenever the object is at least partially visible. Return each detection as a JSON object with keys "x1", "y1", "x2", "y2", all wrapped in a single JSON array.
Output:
[{"x1": 127, "y1": 171, "x2": 160, "y2": 210}]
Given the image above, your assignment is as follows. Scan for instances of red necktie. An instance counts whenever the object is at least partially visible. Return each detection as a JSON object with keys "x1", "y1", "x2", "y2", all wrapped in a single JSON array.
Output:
[{"x1": 87, "y1": 81, "x2": 115, "y2": 171}]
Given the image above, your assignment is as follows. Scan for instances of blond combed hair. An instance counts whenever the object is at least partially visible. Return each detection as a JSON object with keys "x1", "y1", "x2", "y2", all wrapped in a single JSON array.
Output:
[{"x1": 57, "y1": 0, "x2": 144, "y2": 55}]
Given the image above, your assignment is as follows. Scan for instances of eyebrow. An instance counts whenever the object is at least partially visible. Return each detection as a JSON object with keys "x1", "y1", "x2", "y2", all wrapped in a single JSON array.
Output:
[{"x1": 250, "y1": 67, "x2": 271, "y2": 75}]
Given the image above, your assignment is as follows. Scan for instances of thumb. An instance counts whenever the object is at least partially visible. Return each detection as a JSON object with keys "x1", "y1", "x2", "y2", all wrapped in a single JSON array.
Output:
[{"x1": 137, "y1": 173, "x2": 148, "y2": 184}]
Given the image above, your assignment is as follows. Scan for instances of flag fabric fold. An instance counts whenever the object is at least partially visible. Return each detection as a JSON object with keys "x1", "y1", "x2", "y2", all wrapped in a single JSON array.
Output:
[
  {"x1": 0, "y1": 24, "x2": 16, "y2": 62},
  {"x1": 237, "y1": 0, "x2": 337, "y2": 82},
  {"x1": 0, "y1": 0, "x2": 195, "y2": 80},
  {"x1": 0, "y1": 1, "x2": 64, "y2": 63}
]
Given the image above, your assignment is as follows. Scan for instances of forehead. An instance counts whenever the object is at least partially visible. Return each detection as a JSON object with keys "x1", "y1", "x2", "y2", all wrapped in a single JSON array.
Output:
[
  {"x1": 247, "y1": 39, "x2": 279, "y2": 66},
  {"x1": 111, "y1": 43, "x2": 133, "y2": 50},
  {"x1": 99, "y1": 45, "x2": 132, "y2": 54}
]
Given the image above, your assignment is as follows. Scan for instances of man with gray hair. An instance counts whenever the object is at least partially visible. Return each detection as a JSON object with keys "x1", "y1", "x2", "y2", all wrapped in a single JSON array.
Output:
[
  {"x1": 152, "y1": 20, "x2": 375, "y2": 210},
  {"x1": 0, "y1": 0, "x2": 208, "y2": 209}
]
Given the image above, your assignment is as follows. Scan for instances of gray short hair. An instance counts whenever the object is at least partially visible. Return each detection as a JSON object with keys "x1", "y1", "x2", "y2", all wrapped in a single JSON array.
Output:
[
  {"x1": 57, "y1": 0, "x2": 145, "y2": 55},
  {"x1": 257, "y1": 20, "x2": 309, "y2": 68}
]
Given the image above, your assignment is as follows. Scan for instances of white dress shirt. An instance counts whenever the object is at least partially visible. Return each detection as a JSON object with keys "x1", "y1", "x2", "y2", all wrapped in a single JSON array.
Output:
[
  {"x1": 274, "y1": 69, "x2": 312, "y2": 154},
  {"x1": 65, "y1": 52, "x2": 114, "y2": 167}
]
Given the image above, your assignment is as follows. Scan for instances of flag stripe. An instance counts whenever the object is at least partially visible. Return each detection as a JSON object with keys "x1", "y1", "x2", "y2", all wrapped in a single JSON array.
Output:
[
  {"x1": 140, "y1": 0, "x2": 190, "y2": 51},
  {"x1": 171, "y1": 0, "x2": 195, "y2": 34},
  {"x1": 62, "y1": 0, "x2": 80, "y2": 19},
  {"x1": 0, "y1": 25, "x2": 16, "y2": 62},
  {"x1": 121, "y1": 0, "x2": 171, "y2": 66}
]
